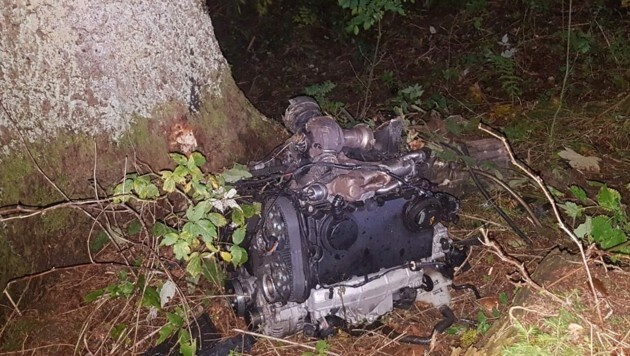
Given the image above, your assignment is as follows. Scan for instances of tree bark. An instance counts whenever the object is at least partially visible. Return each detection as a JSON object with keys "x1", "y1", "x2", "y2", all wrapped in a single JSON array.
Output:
[{"x1": 0, "y1": 0, "x2": 285, "y2": 291}]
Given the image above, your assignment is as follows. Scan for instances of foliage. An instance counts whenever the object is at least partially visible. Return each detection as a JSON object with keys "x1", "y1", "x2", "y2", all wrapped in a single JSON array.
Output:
[
  {"x1": 113, "y1": 152, "x2": 258, "y2": 278},
  {"x1": 503, "y1": 310, "x2": 585, "y2": 356},
  {"x1": 302, "y1": 340, "x2": 330, "y2": 356},
  {"x1": 304, "y1": 81, "x2": 346, "y2": 116},
  {"x1": 486, "y1": 47, "x2": 522, "y2": 101},
  {"x1": 559, "y1": 184, "x2": 629, "y2": 254},
  {"x1": 392, "y1": 83, "x2": 425, "y2": 114},
  {"x1": 338, "y1": 0, "x2": 414, "y2": 34},
  {"x1": 293, "y1": 6, "x2": 319, "y2": 27},
  {"x1": 96, "y1": 152, "x2": 260, "y2": 354}
]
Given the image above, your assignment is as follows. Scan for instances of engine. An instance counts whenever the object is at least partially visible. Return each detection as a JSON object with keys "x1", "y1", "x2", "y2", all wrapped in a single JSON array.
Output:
[{"x1": 228, "y1": 97, "x2": 468, "y2": 340}]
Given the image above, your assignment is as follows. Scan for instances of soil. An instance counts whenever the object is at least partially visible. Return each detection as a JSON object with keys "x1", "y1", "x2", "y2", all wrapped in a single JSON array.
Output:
[{"x1": 2, "y1": 1, "x2": 630, "y2": 355}]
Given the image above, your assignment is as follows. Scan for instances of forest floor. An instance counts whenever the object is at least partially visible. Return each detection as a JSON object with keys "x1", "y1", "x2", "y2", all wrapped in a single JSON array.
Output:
[{"x1": 1, "y1": 1, "x2": 630, "y2": 355}]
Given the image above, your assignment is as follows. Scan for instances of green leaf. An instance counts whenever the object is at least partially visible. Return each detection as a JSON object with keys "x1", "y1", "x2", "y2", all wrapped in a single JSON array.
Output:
[
  {"x1": 89, "y1": 231, "x2": 109, "y2": 253},
  {"x1": 186, "y1": 252, "x2": 202, "y2": 278},
  {"x1": 156, "y1": 323, "x2": 177, "y2": 346},
  {"x1": 208, "y1": 213, "x2": 228, "y2": 227},
  {"x1": 221, "y1": 164, "x2": 252, "y2": 183},
  {"x1": 559, "y1": 202, "x2": 583, "y2": 219},
  {"x1": 152, "y1": 222, "x2": 171, "y2": 237},
  {"x1": 179, "y1": 329, "x2": 196, "y2": 356},
  {"x1": 499, "y1": 292, "x2": 508, "y2": 305},
  {"x1": 84, "y1": 289, "x2": 105, "y2": 303},
  {"x1": 173, "y1": 165, "x2": 190, "y2": 181},
  {"x1": 161, "y1": 232, "x2": 179, "y2": 246},
  {"x1": 113, "y1": 178, "x2": 134, "y2": 203},
  {"x1": 167, "y1": 311, "x2": 184, "y2": 328},
  {"x1": 241, "y1": 203, "x2": 261, "y2": 219},
  {"x1": 190, "y1": 151, "x2": 206, "y2": 167},
  {"x1": 591, "y1": 215, "x2": 627, "y2": 249},
  {"x1": 547, "y1": 185, "x2": 565, "y2": 198},
  {"x1": 169, "y1": 153, "x2": 188, "y2": 166},
  {"x1": 197, "y1": 219, "x2": 217, "y2": 242},
  {"x1": 574, "y1": 216, "x2": 592, "y2": 238},
  {"x1": 186, "y1": 202, "x2": 208, "y2": 222},
  {"x1": 569, "y1": 185, "x2": 588, "y2": 203},
  {"x1": 229, "y1": 245, "x2": 248, "y2": 266},
  {"x1": 110, "y1": 323, "x2": 128, "y2": 341},
  {"x1": 142, "y1": 183, "x2": 160, "y2": 199},
  {"x1": 232, "y1": 226, "x2": 246, "y2": 245},
  {"x1": 163, "y1": 177, "x2": 176, "y2": 193},
  {"x1": 127, "y1": 220, "x2": 142, "y2": 235},
  {"x1": 232, "y1": 208, "x2": 245, "y2": 227},
  {"x1": 173, "y1": 240, "x2": 191, "y2": 260},
  {"x1": 141, "y1": 286, "x2": 161, "y2": 309},
  {"x1": 597, "y1": 185, "x2": 622, "y2": 212}
]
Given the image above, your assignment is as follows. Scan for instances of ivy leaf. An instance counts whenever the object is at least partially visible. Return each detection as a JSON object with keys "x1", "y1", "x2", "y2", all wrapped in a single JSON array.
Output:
[
  {"x1": 169, "y1": 153, "x2": 188, "y2": 166},
  {"x1": 161, "y1": 232, "x2": 179, "y2": 246},
  {"x1": 232, "y1": 226, "x2": 246, "y2": 245},
  {"x1": 173, "y1": 240, "x2": 191, "y2": 260},
  {"x1": 569, "y1": 185, "x2": 588, "y2": 204},
  {"x1": 559, "y1": 202, "x2": 583, "y2": 219},
  {"x1": 591, "y1": 215, "x2": 627, "y2": 249},
  {"x1": 186, "y1": 252, "x2": 202, "y2": 278},
  {"x1": 597, "y1": 185, "x2": 622, "y2": 212},
  {"x1": 229, "y1": 245, "x2": 248, "y2": 267},
  {"x1": 221, "y1": 164, "x2": 252, "y2": 183},
  {"x1": 208, "y1": 212, "x2": 228, "y2": 227}
]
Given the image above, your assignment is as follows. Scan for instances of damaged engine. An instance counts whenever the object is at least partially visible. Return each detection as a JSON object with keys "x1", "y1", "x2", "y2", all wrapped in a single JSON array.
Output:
[{"x1": 227, "y1": 97, "x2": 469, "y2": 340}]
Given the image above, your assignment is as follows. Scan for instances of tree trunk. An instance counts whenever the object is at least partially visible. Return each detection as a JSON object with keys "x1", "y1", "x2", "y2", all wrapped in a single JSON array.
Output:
[{"x1": 0, "y1": 0, "x2": 285, "y2": 292}]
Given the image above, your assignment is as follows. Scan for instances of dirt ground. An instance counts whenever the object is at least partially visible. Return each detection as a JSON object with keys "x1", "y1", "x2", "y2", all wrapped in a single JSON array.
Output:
[{"x1": 2, "y1": 1, "x2": 630, "y2": 355}]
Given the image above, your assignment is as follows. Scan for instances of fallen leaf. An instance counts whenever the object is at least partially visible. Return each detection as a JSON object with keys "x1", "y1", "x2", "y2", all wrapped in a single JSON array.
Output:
[{"x1": 557, "y1": 148, "x2": 600, "y2": 173}]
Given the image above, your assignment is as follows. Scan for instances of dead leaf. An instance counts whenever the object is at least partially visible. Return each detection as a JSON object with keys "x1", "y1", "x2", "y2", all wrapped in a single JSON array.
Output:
[
  {"x1": 469, "y1": 83, "x2": 486, "y2": 103},
  {"x1": 557, "y1": 148, "x2": 601, "y2": 173}
]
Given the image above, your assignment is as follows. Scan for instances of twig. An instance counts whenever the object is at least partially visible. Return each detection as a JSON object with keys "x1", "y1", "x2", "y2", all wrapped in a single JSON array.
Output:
[
  {"x1": 2, "y1": 290, "x2": 22, "y2": 316},
  {"x1": 358, "y1": 20, "x2": 384, "y2": 119},
  {"x1": 478, "y1": 123, "x2": 603, "y2": 324},
  {"x1": 470, "y1": 168, "x2": 542, "y2": 228},
  {"x1": 549, "y1": 0, "x2": 573, "y2": 149},
  {"x1": 232, "y1": 329, "x2": 340, "y2": 356}
]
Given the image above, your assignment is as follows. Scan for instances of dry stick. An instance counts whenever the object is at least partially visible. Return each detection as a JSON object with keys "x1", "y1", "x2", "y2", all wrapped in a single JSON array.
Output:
[
  {"x1": 233, "y1": 329, "x2": 340, "y2": 356},
  {"x1": 478, "y1": 228, "x2": 564, "y2": 306},
  {"x1": 478, "y1": 123, "x2": 603, "y2": 325}
]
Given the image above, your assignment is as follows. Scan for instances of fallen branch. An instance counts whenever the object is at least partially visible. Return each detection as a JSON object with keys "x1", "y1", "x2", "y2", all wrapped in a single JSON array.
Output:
[{"x1": 478, "y1": 123, "x2": 603, "y2": 324}]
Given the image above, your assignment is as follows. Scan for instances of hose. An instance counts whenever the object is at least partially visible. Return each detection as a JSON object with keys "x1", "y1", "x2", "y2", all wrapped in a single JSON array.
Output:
[{"x1": 339, "y1": 305, "x2": 456, "y2": 345}]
